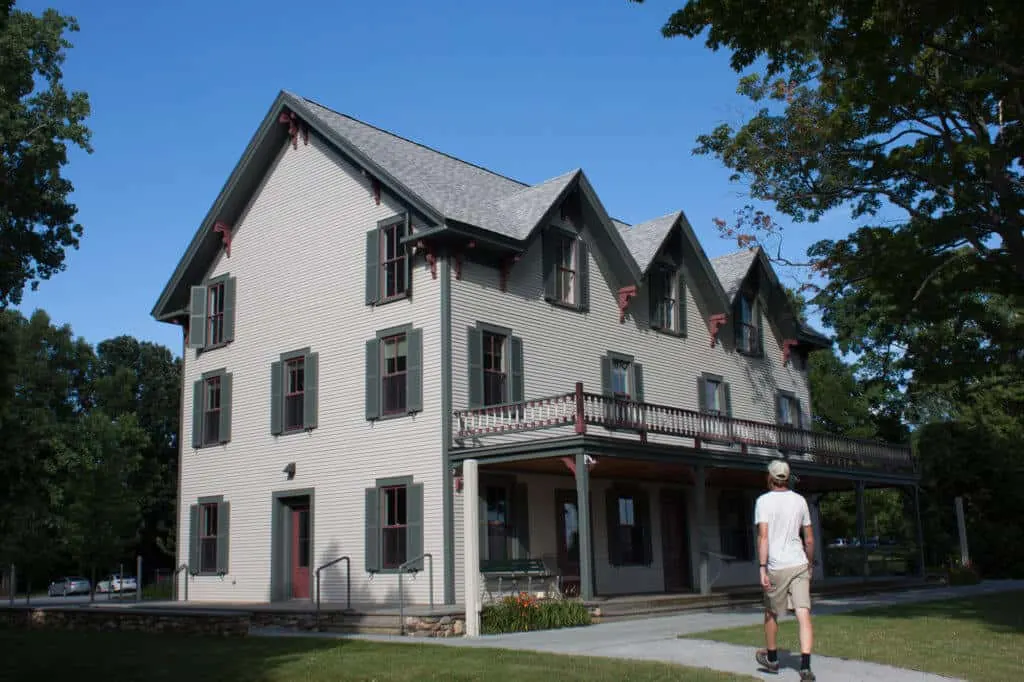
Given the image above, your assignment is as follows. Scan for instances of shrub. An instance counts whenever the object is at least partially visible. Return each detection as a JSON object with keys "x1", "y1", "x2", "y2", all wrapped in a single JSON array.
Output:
[
  {"x1": 947, "y1": 565, "x2": 981, "y2": 586},
  {"x1": 481, "y1": 593, "x2": 591, "y2": 634}
]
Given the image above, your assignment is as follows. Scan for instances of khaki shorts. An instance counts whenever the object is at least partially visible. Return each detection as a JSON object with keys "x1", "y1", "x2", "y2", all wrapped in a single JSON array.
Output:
[{"x1": 764, "y1": 564, "x2": 811, "y2": 615}]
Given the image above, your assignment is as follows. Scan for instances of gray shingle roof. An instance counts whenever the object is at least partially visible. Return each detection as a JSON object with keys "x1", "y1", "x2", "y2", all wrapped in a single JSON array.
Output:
[
  {"x1": 616, "y1": 211, "x2": 682, "y2": 273},
  {"x1": 711, "y1": 249, "x2": 759, "y2": 300},
  {"x1": 494, "y1": 169, "x2": 580, "y2": 238}
]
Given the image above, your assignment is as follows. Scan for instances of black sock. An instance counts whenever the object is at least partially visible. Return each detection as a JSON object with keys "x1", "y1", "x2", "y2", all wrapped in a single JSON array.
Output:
[
  {"x1": 767, "y1": 649, "x2": 778, "y2": 663},
  {"x1": 801, "y1": 653, "x2": 811, "y2": 669}
]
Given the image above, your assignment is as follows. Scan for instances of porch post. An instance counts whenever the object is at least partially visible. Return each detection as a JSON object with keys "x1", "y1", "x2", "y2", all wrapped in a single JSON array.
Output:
[
  {"x1": 575, "y1": 452, "x2": 594, "y2": 601},
  {"x1": 913, "y1": 485, "x2": 926, "y2": 578},
  {"x1": 807, "y1": 494, "x2": 825, "y2": 579},
  {"x1": 462, "y1": 459, "x2": 481, "y2": 637},
  {"x1": 855, "y1": 481, "x2": 868, "y2": 578},
  {"x1": 695, "y1": 465, "x2": 710, "y2": 595}
]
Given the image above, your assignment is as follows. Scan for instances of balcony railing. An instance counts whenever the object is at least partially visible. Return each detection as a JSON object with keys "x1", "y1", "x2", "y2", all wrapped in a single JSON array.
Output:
[{"x1": 452, "y1": 382, "x2": 915, "y2": 474}]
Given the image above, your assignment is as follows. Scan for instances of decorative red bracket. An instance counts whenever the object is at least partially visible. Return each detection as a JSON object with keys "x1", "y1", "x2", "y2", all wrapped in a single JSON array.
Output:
[
  {"x1": 709, "y1": 313, "x2": 728, "y2": 347},
  {"x1": 454, "y1": 241, "x2": 475, "y2": 281},
  {"x1": 782, "y1": 339, "x2": 800, "y2": 366},
  {"x1": 560, "y1": 455, "x2": 597, "y2": 476},
  {"x1": 416, "y1": 240, "x2": 437, "y2": 280},
  {"x1": 499, "y1": 254, "x2": 521, "y2": 292},
  {"x1": 371, "y1": 178, "x2": 381, "y2": 206},
  {"x1": 278, "y1": 110, "x2": 309, "y2": 149},
  {"x1": 213, "y1": 222, "x2": 233, "y2": 258},
  {"x1": 617, "y1": 285, "x2": 638, "y2": 323}
]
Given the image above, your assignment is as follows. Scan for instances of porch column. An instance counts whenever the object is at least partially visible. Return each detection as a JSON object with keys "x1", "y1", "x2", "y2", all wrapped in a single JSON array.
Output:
[
  {"x1": 807, "y1": 494, "x2": 825, "y2": 579},
  {"x1": 575, "y1": 453, "x2": 595, "y2": 601},
  {"x1": 855, "y1": 481, "x2": 868, "y2": 578},
  {"x1": 462, "y1": 459, "x2": 481, "y2": 637},
  {"x1": 695, "y1": 465, "x2": 710, "y2": 595},
  {"x1": 913, "y1": 485, "x2": 926, "y2": 578}
]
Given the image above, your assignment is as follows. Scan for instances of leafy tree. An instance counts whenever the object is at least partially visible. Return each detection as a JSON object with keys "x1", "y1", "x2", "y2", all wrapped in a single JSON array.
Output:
[
  {"x1": 62, "y1": 411, "x2": 146, "y2": 582},
  {"x1": 92, "y1": 336, "x2": 181, "y2": 565},
  {"x1": 631, "y1": 0, "x2": 1024, "y2": 408},
  {"x1": 0, "y1": 1, "x2": 92, "y2": 306}
]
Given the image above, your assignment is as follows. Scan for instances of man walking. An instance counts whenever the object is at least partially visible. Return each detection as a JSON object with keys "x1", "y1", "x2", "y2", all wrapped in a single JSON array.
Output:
[{"x1": 754, "y1": 460, "x2": 816, "y2": 680}]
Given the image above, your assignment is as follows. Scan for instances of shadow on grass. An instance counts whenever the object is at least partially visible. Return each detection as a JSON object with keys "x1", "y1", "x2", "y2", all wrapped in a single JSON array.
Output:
[{"x1": 835, "y1": 589, "x2": 1024, "y2": 635}]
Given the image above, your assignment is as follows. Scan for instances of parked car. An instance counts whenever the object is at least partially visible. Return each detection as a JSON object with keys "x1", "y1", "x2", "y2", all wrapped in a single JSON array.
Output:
[
  {"x1": 94, "y1": 574, "x2": 138, "y2": 594},
  {"x1": 47, "y1": 576, "x2": 92, "y2": 597}
]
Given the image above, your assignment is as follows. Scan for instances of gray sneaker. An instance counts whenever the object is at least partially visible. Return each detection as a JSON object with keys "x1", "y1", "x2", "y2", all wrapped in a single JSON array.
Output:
[
  {"x1": 754, "y1": 649, "x2": 779, "y2": 674},
  {"x1": 799, "y1": 668, "x2": 816, "y2": 681}
]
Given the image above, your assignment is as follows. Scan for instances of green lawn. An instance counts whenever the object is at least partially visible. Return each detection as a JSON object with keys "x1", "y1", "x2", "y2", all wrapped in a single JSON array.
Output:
[
  {"x1": 0, "y1": 629, "x2": 752, "y2": 682},
  {"x1": 683, "y1": 590, "x2": 1024, "y2": 682}
]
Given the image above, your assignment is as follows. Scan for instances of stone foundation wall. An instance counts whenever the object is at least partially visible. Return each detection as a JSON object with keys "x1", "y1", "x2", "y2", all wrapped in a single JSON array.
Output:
[
  {"x1": 404, "y1": 614, "x2": 465, "y2": 637},
  {"x1": 0, "y1": 607, "x2": 249, "y2": 637}
]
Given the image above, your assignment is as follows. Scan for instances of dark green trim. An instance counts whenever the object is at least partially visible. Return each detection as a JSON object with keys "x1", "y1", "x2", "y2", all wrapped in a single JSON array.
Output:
[
  {"x1": 575, "y1": 452, "x2": 595, "y2": 600},
  {"x1": 197, "y1": 494, "x2": 224, "y2": 505},
  {"x1": 376, "y1": 323, "x2": 413, "y2": 339},
  {"x1": 606, "y1": 350, "x2": 635, "y2": 363},
  {"x1": 270, "y1": 488, "x2": 315, "y2": 603},
  {"x1": 280, "y1": 346, "x2": 311, "y2": 361},
  {"x1": 440, "y1": 253, "x2": 455, "y2": 605},
  {"x1": 476, "y1": 321, "x2": 514, "y2": 337},
  {"x1": 375, "y1": 475, "x2": 414, "y2": 488}
]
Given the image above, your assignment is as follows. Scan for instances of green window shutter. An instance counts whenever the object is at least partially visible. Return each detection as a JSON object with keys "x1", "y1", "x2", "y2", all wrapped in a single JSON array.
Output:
[
  {"x1": 677, "y1": 272, "x2": 687, "y2": 335},
  {"x1": 406, "y1": 329, "x2": 423, "y2": 413},
  {"x1": 733, "y1": 299, "x2": 743, "y2": 347},
  {"x1": 775, "y1": 393, "x2": 785, "y2": 424},
  {"x1": 467, "y1": 326, "x2": 483, "y2": 408},
  {"x1": 223, "y1": 277, "x2": 237, "y2": 343},
  {"x1": 600, "y1": 355, "x2": 612, "y2": 396},
  {"x1": 514, "y1": 482, "x2": 530, "y2": 559},
  {"x1": 402, "y1": 216, "x2": 413, "y2": 299},
  {"x1": 796, "y1": 398, "x2": 805, "y2": 429},
  {"x1": 697, "y1": 376, "x2": 708, "y2": 412},
  {"x1": 406, "y1": 483, "x2": 424, "y2": 571},
  {"x1": 648, "y1": 271, "x2": 664, "y2": 329},
  {"x1": 576, "y1": 238, "x2": 590, "y2": 311},
  {"x1": 188, "y1": 504, "x2": 200, "y2": 571},
  {"x1": 304, "y1": 352, "x2": 319, "y2": 429},
  {"x1": 542, "y1": 229, "x2": 557, "y2": 301},
  {"x1": 637, "y1": 491, "x2": 653, "y2": 565},
  {"x1": 605, "y1": 489, "x2": 621, "y2": 566},
  {"x1": 216, "y1": 501, "x2": 230, "y2": 574},
  {"x1": 191, "y1": 380, "x2": 203, "y2": 448},
  {"x1": 632, "y1": 363, "x2": 645, "y2": 402},
  {"x1": 365, "y1": 339, "x2": 380, "y2": 420},
  {"x1": 364, "y1": 487, "x2": 380, "y2": 572},
  {"x1": 365, "y1": 229, "x2": 380, "y2": 306},
  {"x1": 756, "y1": 303, "x2": 765, "y2": 355},
  {"x1": 270, "y1": 361, "x2": 283, "y2": 435},
  {"x1": 188, "y1": 286, "x2": 207, "y2": 349},
  {"x1": 724, "y1": 383, "x2": 733, "y2": 417},
  {"x1": 219, "y1": 372, "x2": 232, "y2": 443},
  {"x1": 509, "y1": 335, "x2": 524, "y2": 403}
]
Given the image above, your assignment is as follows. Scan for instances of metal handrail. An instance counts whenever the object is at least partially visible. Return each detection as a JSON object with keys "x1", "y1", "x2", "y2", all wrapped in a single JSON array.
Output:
[
  {"x1": 173, "y1": 563, "x2": 189, "y2": 602},
  {"x1": 397, "y1": 553, "x2": 433, "y2": 635},
  {"x1": 315, "y1": 555, "x2": 351, "y2": 629}
]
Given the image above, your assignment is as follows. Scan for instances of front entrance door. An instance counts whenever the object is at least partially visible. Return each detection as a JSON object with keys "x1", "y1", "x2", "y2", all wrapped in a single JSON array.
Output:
[
  {"x1": 660, "y1": 489, "x2": 691, "y2": 592},
  {"x1": 291, "y1": 506, "x2": 311, "y2": 599},
  {"x1": 554, "y1": 490, "x2": 580, "y2": 596}
]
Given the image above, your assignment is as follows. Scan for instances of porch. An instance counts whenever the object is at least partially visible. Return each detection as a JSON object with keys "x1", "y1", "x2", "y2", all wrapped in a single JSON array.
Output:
[{"x1": 451, "y1": 385, "x2": 920, "y2": 605}]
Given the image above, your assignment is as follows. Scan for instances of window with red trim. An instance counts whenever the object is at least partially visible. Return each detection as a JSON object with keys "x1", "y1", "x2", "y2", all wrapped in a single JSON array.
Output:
[
  {"x1": 381, "y1": 485, "x2": 408, "y2": 569},
  {"x1": 284, "y1": 357, "x2": 305, "y2": 431},
  {"x1": 382, "y1": 334, "x2": 408, "y2": 414},
  {"x1": 207, "y1": 281, "x2": 225, "y2": 345},
  {"x1": 380, "y1": 221, "x2": 408, "y2": 300},
  {"x1": 203, "y1": 376, "x2": 221, "y2": 445},
  {"x1": 555, "y1": 234, "x2": 576, "y2": 304},
  {"x1": 482, "y1": 331, "x2": 507, "y2": 406},
  {"x1": 199, "y1": 503, "x2": 219, "y2": 573}
]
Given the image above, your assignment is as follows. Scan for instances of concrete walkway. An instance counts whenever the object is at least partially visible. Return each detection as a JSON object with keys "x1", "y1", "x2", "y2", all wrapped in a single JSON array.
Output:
[{"x1": 254, "y1": 580, "x2": 1024, "y2": 681}]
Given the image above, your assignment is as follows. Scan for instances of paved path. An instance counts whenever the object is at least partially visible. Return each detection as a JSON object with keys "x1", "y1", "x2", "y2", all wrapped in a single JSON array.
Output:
[{"x1": 254, "y1": 580, "x2": 1024, "y2": 681}]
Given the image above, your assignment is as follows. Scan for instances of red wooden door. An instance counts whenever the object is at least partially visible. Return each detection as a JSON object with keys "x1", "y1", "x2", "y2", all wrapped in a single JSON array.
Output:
[{"x1": 291, "y1": 506, "x2": 310, "y2": 599}]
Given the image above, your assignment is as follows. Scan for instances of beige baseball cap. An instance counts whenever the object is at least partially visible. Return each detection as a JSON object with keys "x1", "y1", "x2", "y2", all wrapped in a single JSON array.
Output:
[{"x1": 768, "y1": 459, "x2": 790, "y2": 482}]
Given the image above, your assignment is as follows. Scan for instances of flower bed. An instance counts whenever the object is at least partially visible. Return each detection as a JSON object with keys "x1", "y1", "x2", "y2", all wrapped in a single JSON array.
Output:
[{"x1": 481, "y1": 592, "x2": 591, "y2": 634}]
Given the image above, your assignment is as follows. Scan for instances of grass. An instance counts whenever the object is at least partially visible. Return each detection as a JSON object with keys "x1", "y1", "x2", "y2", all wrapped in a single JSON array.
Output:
[
  {"x1": 683, "y1": 590, "x2": 1024, "y2": 682},
  {"x1": 0, "y1": 629, "x2": 753, "y2": 682}
]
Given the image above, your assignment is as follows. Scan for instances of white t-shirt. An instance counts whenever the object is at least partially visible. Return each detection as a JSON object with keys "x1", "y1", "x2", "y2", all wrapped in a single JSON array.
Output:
[{"x1": 754, "y1": 490, "x2": 812, "y2": 571}]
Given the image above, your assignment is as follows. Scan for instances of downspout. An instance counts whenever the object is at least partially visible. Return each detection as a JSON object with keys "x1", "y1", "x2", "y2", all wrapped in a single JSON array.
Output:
[
  {"x1": 440, "y1": 251, "x2": 455, "y2": 605},
  {"x1": 177, "y1": 321, "x2": 187, "y2": 598}
]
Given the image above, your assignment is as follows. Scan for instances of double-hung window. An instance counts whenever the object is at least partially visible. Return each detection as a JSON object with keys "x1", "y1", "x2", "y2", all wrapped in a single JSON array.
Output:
[
  {"x1": 648, "y1": 266, "x2": 687, "y2": 335},
  {"x1": 365, "y1": 215, "x2": 412, "y2": 305},
  {"x1": 188, "y1": 274, "x2": 237, "y2": 350},
  {"x1": 365, "y1": 477, "x2": 424, "y2": 573},
  {"x1": 191, "y1": 369, "x2": 232, "y2": 448},
  {"x1": 365, "y1": 326, "x2": 423, "y2": 420},
  {"x1": 271, "y1": 349, "x2": 319, "y2": 434},
  {"x1": 467, "y1": 324, "x2": 524, "y2": 409},
  {"x1": 542, "y1": 227, "x2": 589, "y2": 311}
]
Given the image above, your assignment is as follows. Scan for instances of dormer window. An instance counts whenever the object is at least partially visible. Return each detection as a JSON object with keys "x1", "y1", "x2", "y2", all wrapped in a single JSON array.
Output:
[
  {"x1": 648, "y1": 266, "x2": 687, "y2": 335},
  {"x1": 734, "y1": 292, "x2": 763, "y2": 356},
  {"x1": 543, "y1": 227, "x2": 589, "y2": 311}
]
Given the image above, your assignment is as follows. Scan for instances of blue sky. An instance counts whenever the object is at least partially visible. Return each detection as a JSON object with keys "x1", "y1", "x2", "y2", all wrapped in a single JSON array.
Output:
[{"x1": 17, "y1": 0, "x2": 847, "y2": 353}]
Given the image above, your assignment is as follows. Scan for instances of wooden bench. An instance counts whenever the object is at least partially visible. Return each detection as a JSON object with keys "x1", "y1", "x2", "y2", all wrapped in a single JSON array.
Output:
[{"x1": 479, "y1": 558, "x2": 557, "y2": 600}]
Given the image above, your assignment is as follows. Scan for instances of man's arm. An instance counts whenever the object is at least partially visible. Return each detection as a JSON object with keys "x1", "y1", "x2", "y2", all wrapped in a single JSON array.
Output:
[
  {"x1": 801, "y1": 498, "x2": 815, "y2": 569},
  {"x1": 758, "y1": 522, "x2": 771, "y2": 589}
]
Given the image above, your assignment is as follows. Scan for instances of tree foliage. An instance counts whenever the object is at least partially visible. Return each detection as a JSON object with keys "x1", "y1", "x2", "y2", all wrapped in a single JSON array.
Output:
[
  {"x1": 632, "y1": 0, "x2": 1024, "y2": 406},
  {"x1": 0, "y1": 1, "x2": 92, "y2": 306},
  {"x1": 0, "y1": 309, "x2": 180, "y2": 586}
]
